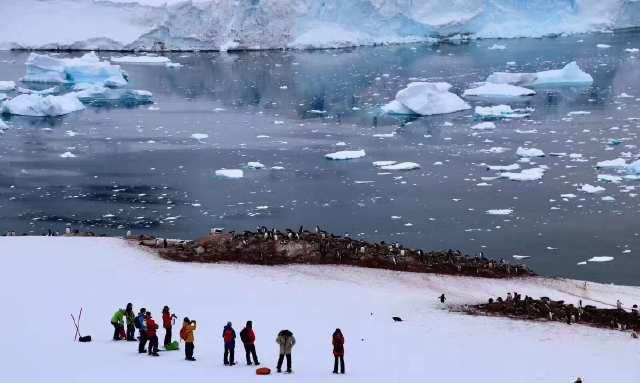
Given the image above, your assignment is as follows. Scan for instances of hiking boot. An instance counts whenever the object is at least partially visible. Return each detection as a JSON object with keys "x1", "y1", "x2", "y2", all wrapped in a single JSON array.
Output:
[
  {"x1": 286, "y1": 370, "x2": 292, "y2": 374},
  {"x1": 277, "y1": 369, "x2": 282, "y2": 373},
  {"x1": 151, "y1": 353, "x2": 160, "y2": 357},
  {"x1": 247, "y1": 362, "x2": 253, "y2": 366},
  {"x1": 186, "y1": 357, "x2": 196, "y2": 361}
]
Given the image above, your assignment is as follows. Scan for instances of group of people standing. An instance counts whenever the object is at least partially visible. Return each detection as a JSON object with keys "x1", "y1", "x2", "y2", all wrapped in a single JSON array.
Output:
[{"x1": 110, "y1": 304, "x2": 346, "y2": 374}]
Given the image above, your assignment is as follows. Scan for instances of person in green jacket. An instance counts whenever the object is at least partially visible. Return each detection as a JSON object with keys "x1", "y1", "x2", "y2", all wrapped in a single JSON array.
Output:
[{"x1": 111, "y1": 308, "x2": 126, "y2": 341}]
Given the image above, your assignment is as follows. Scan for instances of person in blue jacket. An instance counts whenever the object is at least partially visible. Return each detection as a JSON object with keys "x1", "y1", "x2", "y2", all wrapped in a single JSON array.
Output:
[{"x1": 135, "y1": 308, "x2": 147, "y2": 353}]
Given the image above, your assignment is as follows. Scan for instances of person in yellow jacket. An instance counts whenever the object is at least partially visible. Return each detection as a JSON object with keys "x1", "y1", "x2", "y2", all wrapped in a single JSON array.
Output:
[{"x1": 180, "y1": 317, "x2": 197, "y2": 361}]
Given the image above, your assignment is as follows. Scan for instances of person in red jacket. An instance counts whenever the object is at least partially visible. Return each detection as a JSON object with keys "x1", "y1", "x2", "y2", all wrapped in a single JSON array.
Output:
[
  {"x1": 162, "y1": 306, "x2": 177, "y2": 348},
  {"x1": 239, "y1": 320, "x2": 260, "y2": 366},
  {"x1": 146, "y1": 312, "x2": 160, "y2": 356},
  {"x1": 332, "y1": 328, "x2": 345, "y2": 374}
]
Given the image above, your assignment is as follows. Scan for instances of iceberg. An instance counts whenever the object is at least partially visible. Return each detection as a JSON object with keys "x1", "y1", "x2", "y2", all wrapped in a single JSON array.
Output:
[
  {"x1": 73, "y1": 84, "x2": 152, "y2": 106},
  {"x1": 191, "y1": 133, "x2": 208, "y2": 141},
  {"x1": 516, "y1": 147, "x2": 545, "y2": 157},
  {"x1": 325, "y1": 150, "x2": 366, "y2": 160},
  {"x1": 470, "y1": 122, "x2": 496, "y2": 130},
  {"x1": 499, "y1": 167, "x2": 546, "y2": 181},
  {"x1": 385, "y1": 82, "x2": 470, "y2": 116},
  {"x1": 23, "y1": 52, "x2": 127, "y2": 87},
  {"x1": 215, "y1": 169, "x2": 244, "y2": 179},
  {"x1": 625, "y1": 160, "x2": 640, "y2": 175},
  {"x1": 486, "y1": 62, "x2": 593, "y2": 87},
  {"x1": 579, "y1": 184, "x2": 605, "y2": 194},
  {"x1": 596, "y1": 158, "x2": 627, "y2": 169},
  {"x1": 1, "y1": 93, "x2": 85, "y2": 117},
  {"x1": 381, "y1": 100, "x2": 414, "y2": 115},
  {"x1": 463, "y1": 83, "x2": 535, "y2": 97},
  {"x1": 475, "y1": 105, "x2": 530, "y2": 119},
  {"x1": 0, "y1": 81, "x2": 15, "y2": 92},
  {"x1": 379, "y1": 162, "x2": 420, "y2": 170},
  {"x1": 247, "y1": 161, "x2": 265, "y2": 169},
  {"x1": 0, "y1": 118, "x2": 8, "y2": 129}
]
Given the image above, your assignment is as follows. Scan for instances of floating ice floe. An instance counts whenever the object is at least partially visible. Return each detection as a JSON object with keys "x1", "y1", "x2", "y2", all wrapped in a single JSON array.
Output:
[
  {"x1": 587, "y1": 256, "x2": 614, "y2": 263},
  {"x1": 596, "y1": 158, "x2": 626, "y2": 169},
  {"x1": 481, "y1": 146, "x2": 509, "y2": 154},
  {"x1": 579, "y1": 184, "x2": 605, "y2": 194},
  {"x1": 0, "y1": 81, "x2": 15, "y2": 91},
  {"x1": 470, "y1": 122, "x2": 496, "y2": 130},
  {"x1": 59, "y1": 151, "x2": 77, "y2": 158},
  {"x1": 499, "y1": 167, "x2": 546, "y2": 181},
  {"x1": 597, "y1": 174, "x2": 622, "y2": 183},
  {"x1": 325, "y1": 149, "x2": 366, "y2": 160},
  {"x1": 512, "y1": 255, "x2": 530, "y2": 260},
  {"x1": 626, "y1": 160, "x2": 640, "y2": 175},
  {"x1": 596, "y1": 44, "x2": 611, "y2": 49},
  {"x1": 373, "y1": 161, "x2": 397, "y2": 167},
  {"x1": 487, "y1": 44, "x2": 506, "y2": 50},
  {"x1": 110, "y1": 55, "x2": 171, "y2": 64},
  {"x1": 73, "y1": 84, "x2": 152, "y2": 106},
  {"x1": 516, "y1": 147, "x2": 545, "y2": 157},
  {"x1": 0, "y1": 94, "x2": 6, "y2": 102},
  {"x1": 379, "y1": 162, "x2": 420, "y2": 171},
  {"x1": 191, "y1": 133, "x2": 208, "y2": 141},
  {"x1": 0, "y1": 118, "x2": 8, "y2": 129},
  {"x1": 463, "y1": 83, "x2": 535, "y2": 97},
  {"x1": 487, "y1": 163, "x2": 520, "y2": 171},
  {"x1": 372, "y1": 132, "x2": 396, "y2": 138},
  {"x1": 247, "y1": 161, "x2": 265, "y2": 169},
  {"x1": 215, "y1": 169, "x2": 244, "y2": 178},
  {"x1": 486, "y1": 209, "x2": 513, "y2": 215},
  {"x1": 601, "y1": 196, "x2": 615, "y2": 201},
  {"x1": 1, "y1": 93, "x2": 84, "y2": 117},
  {"x1": 475, "y1": 105, "x2": 530, "y2": 119},
  {"x1": 23, "y1": 52, "x2": 127, "y2": 87},
  {"x1": 486, "y1": 62, "x2": 593, "y2": 87},
  {"x1": 383, "y1": 82, "x2": 470, "y2": 116}
]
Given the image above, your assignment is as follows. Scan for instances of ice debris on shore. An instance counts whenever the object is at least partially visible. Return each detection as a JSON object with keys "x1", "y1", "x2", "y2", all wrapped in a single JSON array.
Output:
[
  {"x1": 382, "y1": 82, "x2": 470, "y2": 116},
  {"x1": 486, "y1": 61, "x2": 593, "y2": 87}
]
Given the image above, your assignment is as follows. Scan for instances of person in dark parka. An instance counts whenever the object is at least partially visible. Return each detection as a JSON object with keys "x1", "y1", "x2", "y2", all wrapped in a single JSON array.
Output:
[
  {"x1": 240, "y1": 320, "x2": 260, "y2": 365},
  {"x1": 332, "y1": 329, "x2": 345, "y2": 374},
  {"x1": 223, "y1": 322, "x2": 236, "y2": 365},
  {"x1": 125, "y1": 303, "x2": 136, "y2": 341}
]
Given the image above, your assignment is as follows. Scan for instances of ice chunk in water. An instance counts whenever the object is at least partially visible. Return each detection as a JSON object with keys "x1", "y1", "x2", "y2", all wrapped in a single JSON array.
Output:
[
  {"x1": 23, "y1": 52, "x2": 127, "y2": 87},
  {"x1": 110, "y1": 55, "x2": 171, "y2": 64},
  {"x1": 215, "y1": 169, "x2": 244, "y2": 178},
  {"x1": 385, "y1": 82, "x2": 470, "y2": 116},
  {"x1": 499, "y1": 167, "x2": 546, "y2": 181},
  {"x1": 516, "y1": 147, "x2": 545, "y2": 157},
  {"x1": 470, "y1": 122, "x2": 496, "y2": 130},
  {"x1": 379, "y1": 162, "x2": 420, "y2": 170},
  {"x1": 73, "y1": 84, "x2": 152, "y2": 106},
  {"x1": 579, "y1": 184, "x2": 605, "y2": 194},
  {"x1": 1, "y1": 93, "x2": 84, "y2": 117},
  {"x1": 381, "y1": 100, "x2": 414, "y2": 115},
  {"x1": 325, "y1": 150, "x2": 366, "y2": 160},
  {"x1": 463, "y1": 83, "x2": 535, "y2": 97},
  {"x1": 596, "y1": 158, "x2": 627, "y2": 169},
  {"x1": 475, "y1": 105, "x2": 530, "y2": 119},
  {"x1": 486, "y1": 62, "x2": 593, "y2": 87},
  {"x1": 0, "y1": 81, "x2": 15, "y2": 91},
  {"x1": 247, "y1": 161, "x2": 265, "y2": 169}
]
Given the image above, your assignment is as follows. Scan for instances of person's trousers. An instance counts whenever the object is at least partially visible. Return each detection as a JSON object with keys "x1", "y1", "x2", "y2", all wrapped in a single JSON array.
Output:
[
  {"x1": 111, "y1": 321, "x2": 123, "y2": 340},
  {"x1": 224, "y1": 344, "x2": 235, "y2": 365},
  {"x1": 148, "y1": 335, "x2": 159, "y2": 355},
  {"x1": 126, "y1": 324, "x2": 135, "y2": 341},
  {"x1": 277, "y1": 353, "x2": 292, "y2": 372},
  {"x1": 333, "y1": 355, "x2": 345, "y2": 374},
  {"x1": 164, "y1": 326, "x2": 172, "y2": 347},
  {"x1": 244, "y1": 343, "x2": 259, "y2": 365},
  {"x1": 138, "y1": 332, "x2": 148, "y2": 353},
  {"x1": 185, "y1": 342, "x2": 195, "y2": 360}
]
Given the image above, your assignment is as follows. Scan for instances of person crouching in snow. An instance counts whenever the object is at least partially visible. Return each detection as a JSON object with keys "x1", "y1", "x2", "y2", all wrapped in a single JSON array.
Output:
[
  {"x1": 276, "y1": 330, "x2": 295, "y2": 373},
  {"x1": 240, "y1": 320, "x2": 260, "y2": 366},
  {"x1": 135, "y1": 308, "x2": 147, "y2": 353},
  {"x1": 332, "y1": 329, "x2": 345, "y2": 374},
  {"x1": 180, "y1": 317, "x2": 197, "y2": 361},
  {"x1": 125, "y1": 303, "x2": 136, "y2": 341},
  {"x1": 146, "y1": 312, "x2": 160, "y2": 356},
  {"x1": 223, "y1": 322, "x2": 236, "y2": 365},
  {"x1": 110, "y1": 308, "x2": 126, "y2": 341},
  {"x1": 162, "y1": 306, "x2": 177, "y2": 348}
]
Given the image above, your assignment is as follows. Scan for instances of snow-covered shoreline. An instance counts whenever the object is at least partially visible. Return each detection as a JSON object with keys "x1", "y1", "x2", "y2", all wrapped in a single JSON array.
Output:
[{"x1": 2, "y1": 236, "x2": 639, "y2": 382}]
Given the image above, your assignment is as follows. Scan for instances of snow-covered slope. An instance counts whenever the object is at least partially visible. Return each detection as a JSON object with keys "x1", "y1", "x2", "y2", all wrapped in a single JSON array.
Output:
[
  {"x1": 2, "y1": 236, "x2": 639, "y2": 382},
  {"x1": 2, "y1": 0, "x2": 640, "y2": 51}
]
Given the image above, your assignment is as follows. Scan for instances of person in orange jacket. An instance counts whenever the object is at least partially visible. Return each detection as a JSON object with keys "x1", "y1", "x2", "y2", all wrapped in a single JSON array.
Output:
[
  {"x1": 162, "y1": 306, "x2": 177, "y2": 348},
  {"x1": 146, "y1": 312, "x2": 160, "y2": 356},
  {"x1": 332, "y1": 328, "x2": 345, "y2": 374},
  {"x1": 180, "y1": 317, "x2": 197, "y2": 361}
]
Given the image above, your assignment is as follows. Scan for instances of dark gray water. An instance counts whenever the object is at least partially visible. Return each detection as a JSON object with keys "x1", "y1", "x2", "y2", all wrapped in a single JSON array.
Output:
[{"x1": 1, "y1": 31, "x2": 640, "y2": 284}]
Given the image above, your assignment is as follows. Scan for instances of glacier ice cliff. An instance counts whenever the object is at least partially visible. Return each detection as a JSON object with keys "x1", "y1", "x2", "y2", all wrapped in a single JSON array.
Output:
[{"x1": 2, "y1": 0, "x2": 640, "y2": 51}]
